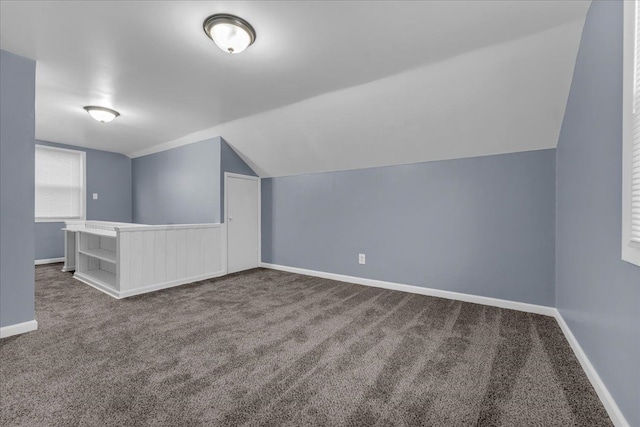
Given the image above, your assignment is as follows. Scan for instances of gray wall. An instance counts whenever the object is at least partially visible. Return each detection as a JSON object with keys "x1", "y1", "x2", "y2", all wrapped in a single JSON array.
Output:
[
  {"x1": 36, "y1": 137, "x2": 257, "y2": 257},
  {"x1": 219, "y1": 137, "x2": 257, "y2": 221},
  {"x1": 0, "y1": 50, "x2": 36, "y2": 328},
  {"x1": 132, "y1": 138, "x2": 221, "y2": 224},
  {"x1": 262, "y1": 149, "x2": 556, "y2": 306},
  {"x1": 555, "y1": 1, "x2": 640, "y2": 425},
  {"x1": 35, "y1": 140, "x2": 132, "y2": 260}
]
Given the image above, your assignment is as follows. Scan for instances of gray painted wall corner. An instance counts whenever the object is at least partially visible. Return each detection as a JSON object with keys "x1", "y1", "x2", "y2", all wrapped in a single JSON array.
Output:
[
  {"x1": 0, "y1": 49, "x2": 36, "y2": 327},
  {"x1": 132, "y1": 137, "x2": 221, "y2": 224},
  {"x1": 132, "y1": 136, "x2": 258, "y2": 225},
  {"x1": 555, "y1": 1, "x2": 640, "y2": 425}
]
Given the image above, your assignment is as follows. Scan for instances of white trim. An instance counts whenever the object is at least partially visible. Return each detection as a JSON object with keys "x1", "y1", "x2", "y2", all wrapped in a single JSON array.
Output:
[
  {"x1": 35, "y1": 144, "x2": 84, "y2": 155},
  {"x1": 119, "y1": 271, "x2": 226, "y2": 298},
  {"x1": 224, "y1": 172, "x2": 260, "y2": 181},
  {"x1": 35, "y1": 257, "x2": 65, "y2": 265},
  {"x1": 73, "y1": 272, "x2": 120, "y2": 298},
  {"x1": 553, "y1": 310, "x2": 630, "y2": 427},
  {"x1": 35, "y1": 144, "x2": 87, "y2": 223},
  {"x1": 224, "y1": 173, "x2": 261, "y2": 274},
  {"x1": 259, "y1": 263, "x2": 556, "y2": 316},
  {"x1": 221, "y1": 222, "x2": 227, "y2": 276},
  {"x1": 622, "y1": 0, "x2": 640, "y2": 267},
  {"x1": 35, "y1": 217, "x2": 85, "y2": 223},
  {"x1": 73, "y1": 270, "x2": 226, "y2": 299},
  {"x1": 0, "y1": 320, "x2": 38, "y2": 338},
  {"x1": 258, "y1": 178, "x2": 262, "y2": 266},
  {"x1": 115, "y1": 223, "x2": 220, "y2": 232}
]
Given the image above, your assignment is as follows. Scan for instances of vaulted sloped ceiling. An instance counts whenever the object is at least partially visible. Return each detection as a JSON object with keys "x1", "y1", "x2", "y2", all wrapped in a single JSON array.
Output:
[
  {"x1": 0, "y1": 1, "x2": 590, "y2": 177},
  {"x1": 150, "y1": 19, "x2": 586, "y2": 177}
]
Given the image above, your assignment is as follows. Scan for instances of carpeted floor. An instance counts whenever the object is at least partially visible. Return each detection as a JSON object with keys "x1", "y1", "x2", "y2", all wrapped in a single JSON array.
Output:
[{"x1": 0, "y1": 264, "x2": 611, "y2": 426}]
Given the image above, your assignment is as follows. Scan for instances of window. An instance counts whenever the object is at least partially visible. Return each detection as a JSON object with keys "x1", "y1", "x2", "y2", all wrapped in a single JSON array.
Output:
[
  {"x1": 623, "y1": 1, "x2": 640, "y2": 266},
  {"x1": 35, "y1": 145, "x2": 86, "y2": 222}
]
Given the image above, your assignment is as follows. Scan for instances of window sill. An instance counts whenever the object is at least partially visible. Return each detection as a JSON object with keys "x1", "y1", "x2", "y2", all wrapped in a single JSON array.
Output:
[{"x1": 35, "y1": 218, "x2": 85, "y2": 223}]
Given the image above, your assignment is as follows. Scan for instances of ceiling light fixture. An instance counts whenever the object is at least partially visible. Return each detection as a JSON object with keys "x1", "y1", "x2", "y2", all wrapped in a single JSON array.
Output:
[
  {"x1": 83, "y1": 106, "x2": 120, "y2": 123},
  {"x1": 203, "y1": 14, "x2": 256, "y2": 54}
]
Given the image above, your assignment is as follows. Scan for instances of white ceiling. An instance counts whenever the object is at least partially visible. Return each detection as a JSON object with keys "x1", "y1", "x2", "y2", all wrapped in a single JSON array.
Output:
[{"x1": 0, "y1": 1, "x2": 590, "y2": 176}]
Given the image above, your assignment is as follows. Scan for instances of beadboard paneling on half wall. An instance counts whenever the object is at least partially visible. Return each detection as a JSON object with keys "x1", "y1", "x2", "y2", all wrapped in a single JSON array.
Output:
[{"x1": 262, "y1": 149, "x2": 556, "y2": 307}]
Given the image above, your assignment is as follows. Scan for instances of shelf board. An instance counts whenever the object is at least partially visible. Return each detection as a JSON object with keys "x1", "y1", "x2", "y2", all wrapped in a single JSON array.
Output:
[
  {"x1": 79, "y1": 248, "x2": 116, "y2": 264},
  {"x1": 78, "y1": 228, "x2": 117, "y2": 238},
  {"x1": 80, "y1": 269, "x2": 116, "y2": 288}
]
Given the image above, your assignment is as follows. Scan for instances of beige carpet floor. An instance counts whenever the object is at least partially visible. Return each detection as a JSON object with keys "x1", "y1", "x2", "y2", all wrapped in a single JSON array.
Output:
[{"x1": 0, "y1": 264, "x2": 612, "y2": 426}]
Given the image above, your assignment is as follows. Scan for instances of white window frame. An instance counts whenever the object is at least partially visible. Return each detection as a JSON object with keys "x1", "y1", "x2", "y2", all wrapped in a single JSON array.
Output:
[
  {"x1": 35, "y1": 145, "x2": 87, "y2": 223},
  {"x1": 623, "y1": 0, "x2": 640, "y2": 266}
]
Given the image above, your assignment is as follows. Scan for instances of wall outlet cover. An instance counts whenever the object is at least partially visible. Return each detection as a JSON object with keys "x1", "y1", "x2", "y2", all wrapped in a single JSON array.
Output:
[
  {"x1": 92, "y1": 193, "x2": 98, "y2": 200},
  {"x1": 359, "y1": 253, "x2": 366, "y2": 264}
]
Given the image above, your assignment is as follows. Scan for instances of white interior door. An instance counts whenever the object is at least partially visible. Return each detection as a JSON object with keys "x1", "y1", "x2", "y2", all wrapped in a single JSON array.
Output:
[{"x1": 226, "y1": 174, "x2": 259, "y2": 274}]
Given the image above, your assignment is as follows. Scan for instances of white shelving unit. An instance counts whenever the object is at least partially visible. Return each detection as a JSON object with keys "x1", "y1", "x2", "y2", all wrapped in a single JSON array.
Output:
[
  {"x1": 64, "y1": 221, "x2": 225, "y2": 299},
  {"x1": 61, "y1": 221, "x2": 129, "y2": 272},
  {"x1": 77, "y1": 247, "x2": 117, "y2": 264},
  {"x1": 74, "y1": 227, "x2": 118, "y2": 295}
]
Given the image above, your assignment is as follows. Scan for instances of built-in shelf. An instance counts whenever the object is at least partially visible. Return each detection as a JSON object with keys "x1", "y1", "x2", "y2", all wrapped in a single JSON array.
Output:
[
  {"x1": 76, "y1": 228, "x2": 118, "y2": 293},
  {"x1": 78, "y1": 269, "x2": 116, "y2": 289},
  {"x1": 78, "y1": 248, "x2": 116, "y2": 264}
]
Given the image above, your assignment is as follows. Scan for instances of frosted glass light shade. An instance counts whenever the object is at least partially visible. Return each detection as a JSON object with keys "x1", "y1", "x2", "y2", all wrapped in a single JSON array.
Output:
[
  {"x1": 203, "y1": 14, "x2": 256, "y2": 54},
  {"x1": 84, "y1": 106, "x2": 119, "y2": 123}
]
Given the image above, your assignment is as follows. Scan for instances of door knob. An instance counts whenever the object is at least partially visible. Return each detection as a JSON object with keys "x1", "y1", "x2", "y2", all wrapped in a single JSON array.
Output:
[{"x1": 229, "y1": 216, "x2": 233, "y2": 221}]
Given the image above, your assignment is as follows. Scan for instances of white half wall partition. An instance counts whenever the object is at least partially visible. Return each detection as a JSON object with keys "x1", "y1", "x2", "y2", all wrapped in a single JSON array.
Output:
[{"x1": 71, "y1": 222, "x2": 225, "y2": 299}]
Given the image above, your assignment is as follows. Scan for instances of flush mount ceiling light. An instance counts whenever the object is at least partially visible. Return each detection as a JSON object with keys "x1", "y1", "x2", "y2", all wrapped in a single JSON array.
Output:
[
  {"x1": 83, "y1": 106, "x2": 120, "y2": 123},
  {"x1": 203, "y1": 14, "x2": 256, "y2": 54}
]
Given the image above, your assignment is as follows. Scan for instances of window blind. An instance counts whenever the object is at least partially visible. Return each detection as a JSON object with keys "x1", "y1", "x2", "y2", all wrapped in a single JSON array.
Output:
[
  {"x1": 35, "y1": 146, "x2": 84, "y2": 220},
  {"x1": 632, "y1": 2, "x2": 640, "y2": 243}
]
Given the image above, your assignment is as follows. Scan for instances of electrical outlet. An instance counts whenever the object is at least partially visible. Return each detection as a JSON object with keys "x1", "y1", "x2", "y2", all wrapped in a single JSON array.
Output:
[
  {"x1": 92, "y1": 193, "x2": 98, "y2": 200},
  {"x1": 359, "y1": 253, "x2": 366, "y2": 265}
]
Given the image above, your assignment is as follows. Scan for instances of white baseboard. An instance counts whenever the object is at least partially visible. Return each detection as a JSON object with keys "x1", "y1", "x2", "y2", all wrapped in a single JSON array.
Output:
[
  {"x1": 118, "y1": 270, "x2": 226, "y2": 298},
  {"x1": 259, "y1": 262, "x2": 628, "y2": 427},
  {"x1": 74, "y1": 270, "x2": 227, "y2": 299},
  {"x1": 553, "y1": 310, "x2": 630, "y2": 427},
  {"x1": 35, "y1": 257, "x2": 65, "y2": 265},
  {"x1": 259, "y1": 263, "x2": 556, "y2": 316},
  {"x1": 73, "y1": 273, "x2": 120, "y2": 299},
  {"x1": 0, "y1": 319, "x2": 38, "y2": 338}
]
